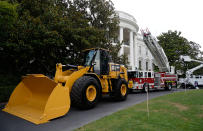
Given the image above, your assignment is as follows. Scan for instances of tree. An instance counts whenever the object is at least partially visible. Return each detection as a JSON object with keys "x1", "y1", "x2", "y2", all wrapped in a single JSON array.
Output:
[
  {"x1": 188, "y1": 41, "x2": 202, "y2": 58},
  {"x1": 0, "y1": 0, "x2": 69, "y2": 76},
  {"x1": 157, "y1": 30, "x2": 203, "y2": 74},
  {"x1": 65, "y1": 0, "x2": 121, "y2": 64},
  {"x1": 0, "y1": 1, "x2": 17, "y2": 41},
  {"x1": 0, "y1": 0, "x2": 122, "y2": 77},
  {"x1": 0, "y1": 1, "x2": 18, "y2": 74}
]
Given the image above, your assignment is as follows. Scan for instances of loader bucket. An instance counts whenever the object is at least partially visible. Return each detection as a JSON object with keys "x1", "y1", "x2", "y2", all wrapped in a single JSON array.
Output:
[{"x1": 3, "y1": 74, "x2": 70, "y2": 124}]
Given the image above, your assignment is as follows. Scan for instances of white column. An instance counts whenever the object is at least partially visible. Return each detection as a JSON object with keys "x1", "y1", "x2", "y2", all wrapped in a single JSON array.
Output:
[
  {"x1": 150, "y1": 60, "x2": 152, "y2": 71},
  {"x1": 119, "y1": 27, "x2": 124, "y2": 56},
  {"x1": 130, "y1": 31, "x2": 134, "y2": 70},
  {"x1": 134, "y1": 33, "x2": 138, "y2": 69},
  {"x1": 142, "y1": 59, "x2": 145, "y2": 71}
]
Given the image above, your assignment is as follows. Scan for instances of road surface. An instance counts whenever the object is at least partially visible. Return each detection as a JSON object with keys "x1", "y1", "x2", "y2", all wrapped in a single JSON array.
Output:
[{"x1": 0, "y1": 89, "x2": 182, "y2": 131}]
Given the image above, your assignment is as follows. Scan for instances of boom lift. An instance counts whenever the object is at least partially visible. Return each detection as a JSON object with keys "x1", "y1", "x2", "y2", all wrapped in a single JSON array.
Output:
[
  {"x1": 180, "y1": 55, "x2": 203, "y2": 88},
  {"x1": 3, "y1": 48, "x2": 130, "y2": 124}
]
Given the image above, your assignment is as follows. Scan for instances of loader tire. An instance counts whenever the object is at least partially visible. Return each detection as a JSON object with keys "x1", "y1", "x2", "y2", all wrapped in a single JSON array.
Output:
[
  {"x1": 111, "y1": 79, "x2": 128, "y2": 101},
  {"x1": 70, "y1": 76, "x2": 100, "y2": 109}
]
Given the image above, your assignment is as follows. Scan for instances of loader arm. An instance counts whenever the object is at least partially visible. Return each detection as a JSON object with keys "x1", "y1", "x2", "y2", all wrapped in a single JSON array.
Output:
[{"x1": 54, "y1": 63, "x2": 90, "y2": 92}]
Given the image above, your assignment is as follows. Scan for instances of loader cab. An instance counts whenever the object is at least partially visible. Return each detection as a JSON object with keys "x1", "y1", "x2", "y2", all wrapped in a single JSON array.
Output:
[{"x1": 84, "y1": 49, "x2": 111, "y2": 75}]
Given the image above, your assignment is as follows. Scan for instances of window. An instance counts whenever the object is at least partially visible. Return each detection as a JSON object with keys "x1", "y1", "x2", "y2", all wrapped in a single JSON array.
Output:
[
  {"x1": 148, "y1": 72, "x2": 152, "y2": 78},
  {"x1": 84, "y1": 50, "x2": 96, "y2": 66},
  {"x1": 93, "y1": 50, "x2": 100, "y2": 74},
  {"x1": 111, "y1": 65, "x2": 120, "y2": 71},
  {"x1": 195, "y1": 76, "x2": 200, "y2": 79},
  {"x1": 128, "y1": 71, "x2": 139, "y2": 78},
  {"x1": 139, "y1": 60, "x2": 142, "y2": 70},
  {"x1": 155, "y1": 73, "x2": 160, "y2": 77},
  {"x1": 145, "y1": 72, "x2": 147, "y2": 78},
  {"x1": 139, "y1": 72, "x2": 143, "y2": 78},
  {"x1": 146, "y1": 61, "x2": 148, "y2": 71},
  {"x1": 135, "y1": 71, "x2": 138, "y2": 78},
  {"x1": 101, "y1": 50, "x2": 110, "y2": 75}
]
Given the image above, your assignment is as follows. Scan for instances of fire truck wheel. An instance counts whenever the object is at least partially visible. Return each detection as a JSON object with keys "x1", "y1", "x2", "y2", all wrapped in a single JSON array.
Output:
[
  {"x1": 165, "y1": 83, "x2": 172, "y2": 91},
  {"x1": 168, "y1": 84, "x2": 172, "y2": 90},
  {"x1": 143, "y1": 83, "x2": 149, "y2": 93},
  {"x1": 174, "y1": 81, "x2": 178, "y2": 88}
]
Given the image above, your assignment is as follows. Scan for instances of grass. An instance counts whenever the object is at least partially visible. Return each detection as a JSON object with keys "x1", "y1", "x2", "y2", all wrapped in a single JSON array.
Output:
[{"x1": 76, "y1": 90, "x2": 203, "y2": 131}]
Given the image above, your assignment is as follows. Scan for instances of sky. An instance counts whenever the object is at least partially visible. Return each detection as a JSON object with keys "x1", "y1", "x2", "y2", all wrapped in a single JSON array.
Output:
[{"x1": 112, "y1": 0, "x2": 203, "y2": 50}]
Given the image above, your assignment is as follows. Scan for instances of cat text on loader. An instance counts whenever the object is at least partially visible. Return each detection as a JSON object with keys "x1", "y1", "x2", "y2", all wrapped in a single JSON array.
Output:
[{"x1": 3, "y1": 48, "x2": 131, "y2": 124}]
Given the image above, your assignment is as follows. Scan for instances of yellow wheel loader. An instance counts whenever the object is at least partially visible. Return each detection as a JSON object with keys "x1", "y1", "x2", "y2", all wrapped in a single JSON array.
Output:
[{"x1": 3, "y1": 48, "x2": 131, "y2": 124}]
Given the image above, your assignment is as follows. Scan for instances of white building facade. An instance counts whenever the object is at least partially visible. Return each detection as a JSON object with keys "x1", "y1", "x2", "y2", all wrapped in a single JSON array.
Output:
[{"x1": 116, "y1": 11, "x2": 154, "y2": 71}]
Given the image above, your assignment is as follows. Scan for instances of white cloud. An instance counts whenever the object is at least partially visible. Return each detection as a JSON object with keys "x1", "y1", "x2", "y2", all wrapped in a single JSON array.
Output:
[{"x1": 112, "y1": 0, "x2": 203, "y2": 49}]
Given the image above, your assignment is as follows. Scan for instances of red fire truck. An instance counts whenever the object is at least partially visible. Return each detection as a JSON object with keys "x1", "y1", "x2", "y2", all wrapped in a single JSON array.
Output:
[
  {"x1": 128, "y1": 70, "x2": 177, "y2": 92},
  {"x1": 128, "y1": 29, "x2": 177, "y2": 92}
]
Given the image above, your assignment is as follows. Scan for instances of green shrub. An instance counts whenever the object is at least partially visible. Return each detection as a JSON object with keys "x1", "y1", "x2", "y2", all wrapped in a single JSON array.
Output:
[
  {"x1": 0, "y1": 75, "x2": 20, "y2": 102},
  {"x1": 0, "y1": 85, "x2": 15, "y2": 102},
  {"x1": 0, "y1": 74, "x2": 20, "y2": 86}
]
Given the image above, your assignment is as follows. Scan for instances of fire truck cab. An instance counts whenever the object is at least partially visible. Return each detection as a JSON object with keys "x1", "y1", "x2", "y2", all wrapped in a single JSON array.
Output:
[{"x1": 128, "y1": 70, "x2": 154, "y2": 92}]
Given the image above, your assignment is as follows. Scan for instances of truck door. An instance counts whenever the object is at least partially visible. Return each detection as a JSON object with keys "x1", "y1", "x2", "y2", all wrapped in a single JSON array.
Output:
[
  {"x1": 154, "y1": 73, "x2": 161, "y2": 87},
  {"x1": 93, "y1": 50, "x2": 110, "y2": 75},
  {"x1": 100, "y1": 50, "x2": 110, "y2": 75}
]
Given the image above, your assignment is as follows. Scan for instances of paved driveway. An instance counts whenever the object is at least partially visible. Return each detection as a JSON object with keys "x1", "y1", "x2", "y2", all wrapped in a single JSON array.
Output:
[{"x1": 0, "y1": 89, "x2": 181, "y2": 131}]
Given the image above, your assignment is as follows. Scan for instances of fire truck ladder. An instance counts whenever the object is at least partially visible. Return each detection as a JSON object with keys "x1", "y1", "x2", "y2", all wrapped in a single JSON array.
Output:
[{"x1": 141, "y1": 29, "x2": 170, "y2": 72}]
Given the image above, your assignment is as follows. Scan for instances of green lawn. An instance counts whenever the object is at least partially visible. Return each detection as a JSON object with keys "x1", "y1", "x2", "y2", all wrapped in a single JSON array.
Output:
[{"x1": 76, "y1": 90, "x2": 203, "y2": 131}]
